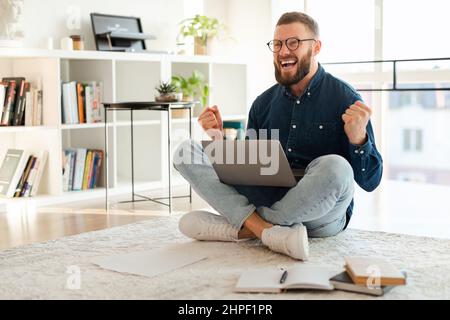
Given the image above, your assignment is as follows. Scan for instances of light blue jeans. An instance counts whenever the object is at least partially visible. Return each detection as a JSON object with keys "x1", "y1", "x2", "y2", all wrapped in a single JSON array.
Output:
[{"x1": 173, "y1": 140, "x2": 354, "y2": 238}]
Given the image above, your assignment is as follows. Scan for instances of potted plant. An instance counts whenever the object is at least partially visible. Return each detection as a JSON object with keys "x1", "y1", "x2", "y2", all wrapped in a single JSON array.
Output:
[
  {"x1": 172, "y1": 70, "x2": 209, "y2": 105},
  {"x1": 154, "y1": 81, "x2": 179, "y2": 102},
  {"x1": 178, "y1": 15, "x2": 223, "y2": 55},
  {"x1": 171, "y1": 70, "x2": 209, "y2": 118}
]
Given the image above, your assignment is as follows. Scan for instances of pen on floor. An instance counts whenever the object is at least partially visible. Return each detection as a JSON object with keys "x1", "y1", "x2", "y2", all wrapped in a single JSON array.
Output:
[{"x1": 279, "y1": 269, "x2": 288, "y2": 284}]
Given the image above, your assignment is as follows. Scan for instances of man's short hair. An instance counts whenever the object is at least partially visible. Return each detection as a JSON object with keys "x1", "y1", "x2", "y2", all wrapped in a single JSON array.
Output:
[{"x1": 276, "y1": 12, "x2": 319, "y2": 38}]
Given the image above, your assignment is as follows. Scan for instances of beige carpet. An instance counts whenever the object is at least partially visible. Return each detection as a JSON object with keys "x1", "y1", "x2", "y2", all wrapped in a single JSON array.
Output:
[{"x1": 1, "y1": 214, "x2": 449, "y2": 299}]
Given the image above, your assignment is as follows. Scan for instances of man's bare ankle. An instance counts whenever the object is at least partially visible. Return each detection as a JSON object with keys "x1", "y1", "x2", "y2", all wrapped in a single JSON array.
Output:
[{"x1": 238, "y1": 226, "x2": 255, "y2": 239}]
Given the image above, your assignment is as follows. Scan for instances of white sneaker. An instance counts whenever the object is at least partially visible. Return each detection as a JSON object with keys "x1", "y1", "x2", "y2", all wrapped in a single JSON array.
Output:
[
  {"x1": 179, "y1": 210, "x2": 241, "y2": 242},
  {"x1": 261, "y1": 224, "x2": 309, "y2": 260}
]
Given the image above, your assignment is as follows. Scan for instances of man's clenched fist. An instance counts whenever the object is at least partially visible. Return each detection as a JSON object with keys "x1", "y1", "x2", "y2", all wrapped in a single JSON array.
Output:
[
  {"x1": 342, "y1": 100, "x2": 372, "y2": 145},
  {"x1": 198, "y1": 105, "x2": 223, "y2": 140}
]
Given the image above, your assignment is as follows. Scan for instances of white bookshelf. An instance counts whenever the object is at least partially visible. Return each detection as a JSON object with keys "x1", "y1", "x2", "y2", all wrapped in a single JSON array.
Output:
[{"x1": 0, "y1": 48, "x2": 249, "y2": 211}]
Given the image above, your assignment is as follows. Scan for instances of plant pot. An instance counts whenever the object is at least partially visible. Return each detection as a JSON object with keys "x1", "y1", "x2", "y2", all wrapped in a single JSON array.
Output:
[
  {"x1": 194, "y1": 37, "x2": 207, "y2": 55},
  {"x1": 174, "y1": 92, "x2": 183, "y2": 101},
  {"x1": 155, "y1": 94, "x2": 177, "y2": 102},
  {"x1": 171, "y1": 95, "x2": 195, "y2": 118},
  {"x1": 171, "y1": 109, "x2": 190, "y2": 119},
  {"x1": 182, "y1": 95, "x2": 194, "y2": 102}
]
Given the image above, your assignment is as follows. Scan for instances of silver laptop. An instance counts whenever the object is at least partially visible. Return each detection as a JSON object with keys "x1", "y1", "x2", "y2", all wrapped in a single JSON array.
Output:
[{"x1": 201, "y1": 140, "x2": 305, "y2": 187}]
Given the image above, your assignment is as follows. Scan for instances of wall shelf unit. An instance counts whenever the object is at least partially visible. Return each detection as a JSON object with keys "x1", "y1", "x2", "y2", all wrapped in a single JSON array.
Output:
[{"x1": 0, "y1": 48, "x2": 249, "y2": 211}]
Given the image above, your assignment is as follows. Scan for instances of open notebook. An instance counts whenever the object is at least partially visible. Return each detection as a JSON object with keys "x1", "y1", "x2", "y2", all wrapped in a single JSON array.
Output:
[{"x1": 234, "y1": 264, "x2": 334, "y2": 293}]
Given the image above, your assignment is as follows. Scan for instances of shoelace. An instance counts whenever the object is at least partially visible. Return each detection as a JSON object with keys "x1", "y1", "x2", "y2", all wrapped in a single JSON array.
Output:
[{"x1": 204, "y1": 218, "x2": 238, "y2": 240}]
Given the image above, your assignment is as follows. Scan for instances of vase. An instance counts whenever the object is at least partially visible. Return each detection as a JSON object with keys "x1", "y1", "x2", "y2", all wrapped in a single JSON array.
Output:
[{"x1": 194, "y1": 37, "x2": 207, "y2": 55}]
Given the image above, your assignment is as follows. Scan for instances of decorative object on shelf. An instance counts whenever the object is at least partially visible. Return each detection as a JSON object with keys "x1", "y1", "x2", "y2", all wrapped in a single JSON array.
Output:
[
  {"x1": 0, "y1": 0, "x2": 24, "y2": 48},
  {"x1": 44, "y1": 37, "x2": 54, "y2": 50},
  {"x1": 70, "y1": 35, "x2": 84, "y2": 50},
  {"x1": 90, "y1": 13, "x2": 158, "y2": 53},
  {"x1": 155, "y1": 81, "x2": 179, "y2": 102},
  {"x1": 60, "y1": 37, "x2": 73, "y2": 50},
  {"x1": 171, "y1": 70, "x2": 209, "y2": 107},
  {"x1": 223, "y1": 120, "x2": 245, "y2": 140},
  {"x1": 178, "y1": 15, "x2": 223, "y2": 55}
]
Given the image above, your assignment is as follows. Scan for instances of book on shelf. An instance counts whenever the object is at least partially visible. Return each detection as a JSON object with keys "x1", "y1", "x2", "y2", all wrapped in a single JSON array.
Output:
[
  {"x1": 0, "y1": 77, "x2": 43, "y2": 127},
  {"x1": 28, "y1": 150, "x2": 48, "y2": 197},
  {"x1": 0, "y1": 149, "x2": 48, "y2": 198},
  {"x1": 13, "y1": 155, "x2": 35, "y2": 197},
  {"x1": 61, "y1": 81, "x2": 102, "y2": 125},
  {"x1": 1, "y1": 78, "x2": 18, "y2": 126},
  {"x1": 0, "y1": 149, "x2": 31, "y2": 198},
  {"x1": 62, "y1": 148, "x2": 103, "y2": 191}
]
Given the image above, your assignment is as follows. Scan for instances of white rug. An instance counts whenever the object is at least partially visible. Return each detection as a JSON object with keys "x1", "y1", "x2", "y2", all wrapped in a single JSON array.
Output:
[{"x1": 1, "y1": 215, "x2": 450, "y2": 300}]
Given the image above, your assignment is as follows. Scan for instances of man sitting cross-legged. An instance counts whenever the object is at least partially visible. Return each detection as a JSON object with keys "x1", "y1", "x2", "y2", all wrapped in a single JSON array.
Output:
[{"x1": 173, "y1": 11, "x2": 383, "y2": 260}]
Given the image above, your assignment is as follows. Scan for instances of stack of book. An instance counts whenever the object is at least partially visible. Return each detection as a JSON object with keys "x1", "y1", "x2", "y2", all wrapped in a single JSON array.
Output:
[
  {"x1": 0, "y1": 149, "x2": 48, "y2": 198},
  {"x1": 330, "y1": 256, "x2": 407, "y2": 296},
  {"x1": 0, "y1": 77, "x2": 43, "y2": 127},
  {"x1": 62, "y1": 148, "x2": 104, "y2": 191},
  {"x1": 61, "y1": 81, "x2": 103, "y2": 124}
]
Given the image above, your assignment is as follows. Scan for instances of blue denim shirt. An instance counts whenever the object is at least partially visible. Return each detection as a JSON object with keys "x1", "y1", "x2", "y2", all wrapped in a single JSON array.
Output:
[{"x1": 237, "y1": 64, "x2": 383, "y2": 228}]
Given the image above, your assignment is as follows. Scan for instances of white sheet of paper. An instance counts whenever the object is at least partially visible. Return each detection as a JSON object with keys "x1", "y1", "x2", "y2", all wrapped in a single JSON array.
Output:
[{"x1": 92, "y1": 243, "x2": 207, "y2": 278}]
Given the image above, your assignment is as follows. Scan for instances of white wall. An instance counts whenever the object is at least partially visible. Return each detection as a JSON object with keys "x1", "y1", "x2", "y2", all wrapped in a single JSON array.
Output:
[
  {"x1": 22, "y1": 0, "x2": 185, "y2": 52},
  {"x1": 205, "y1": 0, "x2": 274, "y2": 103},
  {"x1": 20, "y1": 0, "x2": 276, "y2": 107}
]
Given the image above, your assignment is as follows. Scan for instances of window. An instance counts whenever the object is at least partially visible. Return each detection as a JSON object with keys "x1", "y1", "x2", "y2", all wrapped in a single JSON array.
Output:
[
  {"x1": 388, "y1": 84, "x2": 450, "y2": 186},
  {"x1": 403, "y1": 129, "x2": 423, "y2": 152},
  {"x1": 383, "y1": 0, "x2": 450, "y2": 60},
  {"x1": 403, "y1": 129, "x2": 411, "y2": 151},
  {"x1": 307, "y1": 0, "x2": 375, "y2": 62}
]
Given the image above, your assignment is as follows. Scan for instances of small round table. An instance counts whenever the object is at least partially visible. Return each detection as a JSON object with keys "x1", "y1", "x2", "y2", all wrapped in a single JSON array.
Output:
[{"x1": 103, "y1": 101, "x2": 197, "y2": 213}]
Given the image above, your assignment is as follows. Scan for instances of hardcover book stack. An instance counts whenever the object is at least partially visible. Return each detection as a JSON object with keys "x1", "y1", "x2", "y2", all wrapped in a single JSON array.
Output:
[
  {"x1": 330, "y1": 256, "x2": 407, "y2": 296},
  {"x1": 0, "y1": 149, "x2": 48, "y2": 198},
  {"x1": 61, "y1": 81, "x2": 103, "y2": 124},
  {"x1": 0, "y1": 77, "x2": 43, "y2": 127},
  {"x1": 62, "y1": 148, "x2": 104, "y2": 191}
]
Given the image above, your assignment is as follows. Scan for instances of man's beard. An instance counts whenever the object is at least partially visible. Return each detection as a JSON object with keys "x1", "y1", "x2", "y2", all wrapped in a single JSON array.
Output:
[{"x1": 274, "y1": 48, "x2": 312, "y2": 86}]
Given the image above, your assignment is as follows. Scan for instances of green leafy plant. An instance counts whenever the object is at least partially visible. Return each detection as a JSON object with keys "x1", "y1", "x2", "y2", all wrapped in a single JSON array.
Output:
[
  {"x1": 155, "y1": 81, "x2": 178, "y2": 102},
  {"x1": 171, "y1": 71, "x2": 209, "y2": 107},
  {"x1": 179, "y1": 15, "x2": 223, "y2": 47},
  {"x1": 155, "y1": 81, "x2": 177, "y2": 95}
]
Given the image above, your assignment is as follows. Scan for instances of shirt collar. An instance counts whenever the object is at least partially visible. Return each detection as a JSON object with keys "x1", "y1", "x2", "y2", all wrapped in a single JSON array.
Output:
[{"x1": 282, "y1": 63, "x2": 325, "y2": 100}]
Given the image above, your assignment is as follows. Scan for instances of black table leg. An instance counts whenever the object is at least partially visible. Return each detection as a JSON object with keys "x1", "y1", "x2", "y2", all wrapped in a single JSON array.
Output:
[
  {"x1": 167, "y1": 107, "x2": 172, "y2": 213},
  {"x1": 104, "y1": 107, "x2": 109, "y2": 212},
  {"x1": 189, "y1": 106, "x2": 192, "y2": 203},
  {"x1": 131, "y1": 109, "x2": 135, "y2": 202}
]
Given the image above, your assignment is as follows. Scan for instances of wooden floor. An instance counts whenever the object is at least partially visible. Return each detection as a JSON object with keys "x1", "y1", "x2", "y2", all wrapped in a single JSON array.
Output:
[
  {"x1": 0, "y1": 186, "x2": 208, "y2": 250},
  {"x1": 1, "y1": 181, "x2": 450, "y2": 251}
]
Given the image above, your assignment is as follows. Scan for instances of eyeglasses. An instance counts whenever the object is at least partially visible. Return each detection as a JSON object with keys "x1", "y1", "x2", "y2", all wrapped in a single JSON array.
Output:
[{"x1": 267, "y1": 37, "x2": 316, "y2": 53}]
